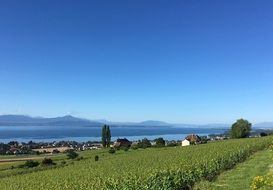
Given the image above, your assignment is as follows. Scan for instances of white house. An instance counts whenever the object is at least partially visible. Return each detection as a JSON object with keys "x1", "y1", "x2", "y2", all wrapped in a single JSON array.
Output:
[{"x1": 181, "y1": 139, "x2": 190, "y2": 146}]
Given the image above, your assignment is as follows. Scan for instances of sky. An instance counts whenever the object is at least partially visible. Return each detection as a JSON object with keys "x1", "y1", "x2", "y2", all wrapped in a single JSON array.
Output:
[{"x1": 0, "y1": 0, "x2": 273, "y2": 124}]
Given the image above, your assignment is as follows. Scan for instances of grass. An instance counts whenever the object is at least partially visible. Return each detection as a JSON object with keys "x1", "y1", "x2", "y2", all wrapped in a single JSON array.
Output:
[{"x1": 194, "y1": 149, "x2": 272, "y2": 190}]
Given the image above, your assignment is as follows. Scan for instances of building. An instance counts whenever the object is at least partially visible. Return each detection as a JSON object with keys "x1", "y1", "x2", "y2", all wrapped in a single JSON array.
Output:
[
  {"x1": 181, "y1": 139, "x2": 190, "y2": 146},
  {"x1": 185, "y1": 134, "x2": 201, "y2": 144},
  {"x1": 182, "y1": 134, "x2": 202, "y2": 146},
  {"x1": 113, "y1": 138, "x2": 132, "y2": 148}
]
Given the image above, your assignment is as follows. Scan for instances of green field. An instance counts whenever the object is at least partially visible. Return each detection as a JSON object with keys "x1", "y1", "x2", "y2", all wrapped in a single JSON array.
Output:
[
  {"x1": 0, "y1": 137, "x2": 272, "y2": 190},
  {"x1": 194, "y1": 149, "x2": 272, "y2": 190}
]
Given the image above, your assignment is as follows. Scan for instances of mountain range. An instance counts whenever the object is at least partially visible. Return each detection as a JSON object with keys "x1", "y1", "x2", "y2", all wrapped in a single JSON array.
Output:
[
  {"x1": 0, "y1": 115, "x2": 101, "y2": 127},
  {"x1": 0, "y1": 115, "x2": 272, "y2": 128}
]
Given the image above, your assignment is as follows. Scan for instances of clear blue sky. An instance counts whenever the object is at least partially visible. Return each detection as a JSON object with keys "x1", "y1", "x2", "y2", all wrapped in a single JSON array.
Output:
[{"x1": 0, "y1": 0, "x2": 273, "y2": 124}]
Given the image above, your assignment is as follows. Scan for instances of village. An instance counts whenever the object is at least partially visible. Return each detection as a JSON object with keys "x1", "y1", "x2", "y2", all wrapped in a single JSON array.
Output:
[{"x1": 0, "y1": 133, "x2": 229, "y2": 155}]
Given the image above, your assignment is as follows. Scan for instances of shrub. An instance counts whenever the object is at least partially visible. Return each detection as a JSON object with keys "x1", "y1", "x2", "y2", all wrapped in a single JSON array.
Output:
[
  {"x1": 260, "y1": 132, "x2": 268, "y2": 137},
  {"x1": 20, "y1": 160, "x2": 39, "y2": 168},
  {"x1": 66, "y1": 150, "x2": 79, "y2": 159},
  {"x1": 167, "y1": 142, "x2": 178, "y2": 147},
  {"x1": 76, "y1": 156, "x2": 83, "y2": 161},
  {"x1": 108, "y1": 148, "x2": 116, "y2": 154},
  {"x1": 121, "y1": 146, "x2": 129, "y2": 151},
  {"x1": 41, "y1": 158, "x2": 55, "y2": 166},
  {"x1": 61, "y1": 161, "x2": 66, "y2": 165},
  {"x1": 95, "y1": 155, "x2": 99, "y2": 161},
  {"x1": 251, "y1": 174, "x2": 273, "y2": 190},
  {"x1": 115, "y1": 147, "x2": 120, "y2": 151},
  {"x1": 131, "y1": 145, "x2": 138, "y2": 150}
]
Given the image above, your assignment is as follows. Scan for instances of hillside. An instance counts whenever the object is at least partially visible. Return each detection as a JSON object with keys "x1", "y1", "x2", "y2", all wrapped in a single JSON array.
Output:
[{"x1": 0, "y1": 137, "x2": 272, "y2": 190}]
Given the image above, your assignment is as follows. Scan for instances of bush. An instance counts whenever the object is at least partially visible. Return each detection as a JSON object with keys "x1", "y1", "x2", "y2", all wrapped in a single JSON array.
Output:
[
  {"x1": 137, "y1": 138, "x2": 151, "y2": 149},
  {"x1": 66, "y1": 150, "x2": 79, "y2": 159},
  {"x1": 95, "y1": 155, "x2": 99, "y2": 161},
  {"x1": 76, "y1": 156, "x2": 83, "y2": 161},
  {"x1": 41, "y1": 158, "x2": 55, "y2": 166},
  {"x1": 167, "y1": 142, "x2": 178, "y2": 147},
  {"x1": 61, "y1": 161, "x2": 66, "y2": 165},
  {"x1": 121, "y1": 146, "x2": 129, "y2": 151},
  {"x1": 251, "y1": 174, "x2": 273, "y2": 190},
  {"x1": 108, "y1": 148, "x2": 116, "y2": 154},
  {"x1": 115, "y1": 147, "x2": 120, "y2": 151},
  {"x1": 154, "y1": 138, "x2": 165, "y2": 147},
  {"x1": 131, "y1": 145, "x2": 138, "y2": 150},
  {"x1": 20, "y1": 160, "x2": 39, "y2": 168},
  {"x1": 260, "y1": 132, "x2": 268, "y2": 137}
]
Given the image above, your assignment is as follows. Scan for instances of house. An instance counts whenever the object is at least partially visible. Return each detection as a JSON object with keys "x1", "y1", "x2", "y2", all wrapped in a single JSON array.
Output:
[
  {"x1": 181, "y1": 139, "x2": 190, "y2": 146},
  {"x1": 150, "y1": 141, "x2": 157, "y2": 146},
  {"x1": 90, "y1": 143, "x2": 102, "y2": 150},
  {"x1": 185, "y1": 134, "x2": 202, "y2": 145},
  {"x1": 181, "y1": 134, "x2": 202, "y2": 146},
  {"x1": 113, "y1": 138, "x2": 132, "y2": 148}
]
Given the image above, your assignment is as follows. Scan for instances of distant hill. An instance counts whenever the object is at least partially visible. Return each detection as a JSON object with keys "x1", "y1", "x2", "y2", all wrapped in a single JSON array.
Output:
[
  {"x1": 93, "y1": 119, "x2": 172, "y2": 127},
  {"x1": 0, "y1": 115, "x2": 174, "y2": 127},
  {"x1": 0, "y1": 115, "x2": 103, "y2": 127},
  {"x1": 1, "y1": 114, "x2": 270, "y2": 129},
  {"x1": 253, "y1": 122, "x2": 273, "y2": 129},
  {"x1": 138, "y1": 120, "x2": 171, "y2": 126}
]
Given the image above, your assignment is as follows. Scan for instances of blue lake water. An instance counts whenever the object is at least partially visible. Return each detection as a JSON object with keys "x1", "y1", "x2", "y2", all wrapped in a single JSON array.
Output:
[{"x1": 0, "y1": 126, "x2": 227, "y2": 143}]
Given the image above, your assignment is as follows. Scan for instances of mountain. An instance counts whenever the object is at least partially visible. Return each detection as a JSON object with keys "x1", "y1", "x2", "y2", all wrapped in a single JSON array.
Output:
[
  {"x1": 1, "y1": 114, "x2": 266, "y2": 129},
  {"x1": 253, "y1": 122, "x2": 273, "y2": 129},
  {"x1": 138, "y1": 120, "x2": 171, "y2": 126},
  {"x1": 0, "y1": 115, "x2": 103, "y2": 127},
  {"x1": 0, "y1": 115, "x2": 172, "y2": 127}
]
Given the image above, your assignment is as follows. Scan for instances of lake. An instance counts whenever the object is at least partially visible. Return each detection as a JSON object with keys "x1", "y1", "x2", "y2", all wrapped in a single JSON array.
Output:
[{"x1": 0, "y1": 126, "x2": 227, "y2": 143}]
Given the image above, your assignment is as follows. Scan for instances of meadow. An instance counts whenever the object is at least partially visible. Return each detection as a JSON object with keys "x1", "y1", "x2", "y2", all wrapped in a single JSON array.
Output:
[{"x1": 0, "y1": 137, "x2": 272, "y2": 190}]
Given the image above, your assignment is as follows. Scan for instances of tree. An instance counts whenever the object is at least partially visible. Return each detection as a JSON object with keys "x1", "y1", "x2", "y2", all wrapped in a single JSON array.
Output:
[
  {"x1": 138, "y1": 138, "x2": 151, "y2": 148},
  {"x1": 260, "y1": 132, "x2": 268, "y2": 137},
  {"x1": 230, "y1": 119, "x2": 252, "y2": 138},
  {"x1": 102, "y1": 125, "x2": 111, "y2": 148},
  {"x1": 0, "y1": 143, "x2": 10, "y2": 155},
  {"x1": 101, "y1": 125, "x2": 107, "y2": 148},
  {"x1": 154, "y1": 138, "x2": 165, "y2": 147},
  {"x1": 8, "y1": 141, "x2": 19, "y2": 146},
  {"x1": 106, "y1": 125, "x2": 111, "y2": 147}
]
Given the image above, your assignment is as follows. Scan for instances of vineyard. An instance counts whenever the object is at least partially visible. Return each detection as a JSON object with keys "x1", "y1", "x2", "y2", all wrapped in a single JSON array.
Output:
[{"x1": 0, "y1": 137, "x2": 272, "y2": 190}]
